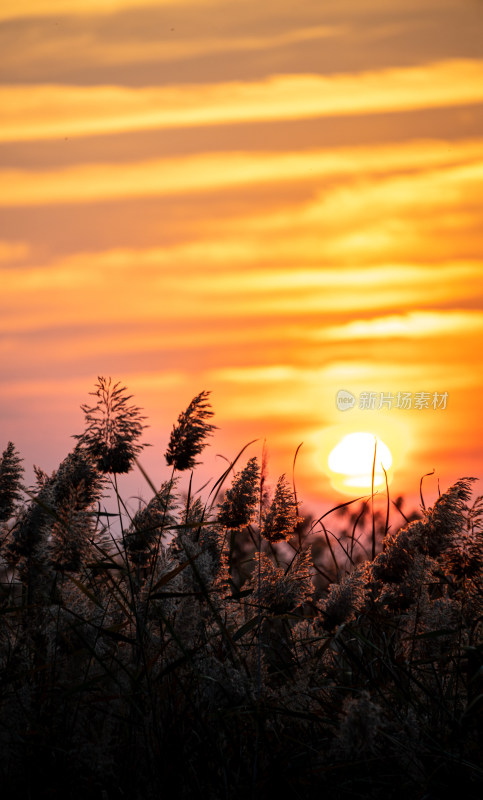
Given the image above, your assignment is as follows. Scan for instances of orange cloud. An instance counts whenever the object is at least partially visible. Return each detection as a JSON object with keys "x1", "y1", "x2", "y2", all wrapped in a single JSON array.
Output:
[
  {"x1": 2, "y1": 60, "x2": 483, "y2": 142},
  {"x1": 321, "y1": 311, "x2": 483, "y2": 340},
  {"x1": 2, "y1": 25, "x2": 343, "y2": 72},
  {"x1": 0, "y1": 240, "x2": 31, "y2": 262},
  {"x1": 1, "y1": 137, "x2": 483, "y2": 206},
  {"x1": 1, "y1": 252, "x2": 481, "y2": 336},
  {"x1": 0, "y1": 0, "x2": 207, "y2": 21}
]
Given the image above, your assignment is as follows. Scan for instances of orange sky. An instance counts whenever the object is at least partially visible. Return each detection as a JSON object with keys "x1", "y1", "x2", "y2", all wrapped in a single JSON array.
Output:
[{"x1": 1, "y1": 0, "x2": 483, "y2": 520}]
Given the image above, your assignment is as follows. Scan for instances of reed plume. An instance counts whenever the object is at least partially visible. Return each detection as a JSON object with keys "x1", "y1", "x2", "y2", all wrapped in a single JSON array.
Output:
[{"x1": 164, "y1": 390, "x2": 216, "y2": 471}]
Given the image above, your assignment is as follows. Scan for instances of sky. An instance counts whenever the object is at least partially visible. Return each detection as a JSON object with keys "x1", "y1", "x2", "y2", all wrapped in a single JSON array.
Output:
[{"x1": 1, "y1": 0, "x2": 483, "y2": 522}]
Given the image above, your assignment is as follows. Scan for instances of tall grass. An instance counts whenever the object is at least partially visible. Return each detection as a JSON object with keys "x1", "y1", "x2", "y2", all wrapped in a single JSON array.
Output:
[{"x1": 0, "y1": 379, "x2": 481, "y2": 799}]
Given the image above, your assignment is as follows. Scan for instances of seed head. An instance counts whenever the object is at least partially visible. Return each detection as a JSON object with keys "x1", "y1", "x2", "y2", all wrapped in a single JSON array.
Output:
[
  {"x1": 165, "y1": 390, "x2": 216, "y2": 471},
  {"x1": 253, "y1": 549, "x2": 312, "y2": 614},
  {"x1": 125, "y1": 480, "x2": 178, "y2": 567},
  {"x1": 424, "y1": 476, "x2": 477, "y2": 557},
  {"x1": 74, "y1": 376, "x2": 148, "y2": 474},
  {"x1": 48, "y1": 482, "x2": 95, "y2": 572},
  {"x1": 263, "y1": 473, "x2": 301, "y2": 542},
  {"x1": 218, "y1": 456, "x2": 260, "y2": 529},
  {"x1": 5, "y1": 446, "x2": 103, "y2": 572}
]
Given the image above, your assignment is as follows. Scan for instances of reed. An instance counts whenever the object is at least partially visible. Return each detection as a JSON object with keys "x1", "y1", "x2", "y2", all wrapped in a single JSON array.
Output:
[{"x1": 0, "y1": 380, "x2": 481, "y2": 799}]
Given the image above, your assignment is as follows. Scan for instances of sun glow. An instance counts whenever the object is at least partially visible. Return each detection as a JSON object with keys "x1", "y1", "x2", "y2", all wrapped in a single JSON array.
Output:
[{"x1": 327, "y1": 432, "x2": 393, "y2": 494}]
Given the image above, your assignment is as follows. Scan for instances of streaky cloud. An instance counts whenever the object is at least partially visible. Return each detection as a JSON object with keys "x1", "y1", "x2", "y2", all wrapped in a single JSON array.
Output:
[{"x1": 2, "y1": 60, "x2": 483, "y2": 142}]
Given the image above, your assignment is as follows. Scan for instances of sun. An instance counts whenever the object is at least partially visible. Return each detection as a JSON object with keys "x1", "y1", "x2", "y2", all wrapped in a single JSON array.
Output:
[{"x1": 327, "y1": 432, "x2": 393, "y2": 494}]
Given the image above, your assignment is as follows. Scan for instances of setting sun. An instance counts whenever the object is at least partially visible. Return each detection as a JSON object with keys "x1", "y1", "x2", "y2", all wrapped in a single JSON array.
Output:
[{"x1": 327, "y1": 432, "x2": 393, "y2": 494}]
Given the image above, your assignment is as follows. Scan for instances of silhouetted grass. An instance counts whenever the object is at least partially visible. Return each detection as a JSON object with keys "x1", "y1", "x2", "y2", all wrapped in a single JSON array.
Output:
[{"x1": 0, "y1": 380, "x2": 481, "y2": 799}]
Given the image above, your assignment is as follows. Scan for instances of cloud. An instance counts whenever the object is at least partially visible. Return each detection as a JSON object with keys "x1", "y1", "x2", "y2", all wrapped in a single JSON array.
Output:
[
  {"x1": 206, "y1": 359, "x2": 472, "y2": 421},
  {"x1": 0, "y1": 240, "x2": 31, "y2": 262},
  {"x1": 0, "y1": 0, "x2": 209, "y2": 21},
  {"x1": 2, "y1": 136, "x2": 483, "y2": 206},
  {"x1": 1, "y1": 247, "x2": 481, "y2": 336},
  {"x1": 0, "y1": 24, "x2": 343, "y2": 77},
  {"x1": 2, "y1": 60, "x2": 483, "y2": 142},
  {"x1": 321, "y1": 311, "x2": 483, "y2": 340},
  {"x1": 0, "y1": 0, "x2": 455, "y2": 23}
]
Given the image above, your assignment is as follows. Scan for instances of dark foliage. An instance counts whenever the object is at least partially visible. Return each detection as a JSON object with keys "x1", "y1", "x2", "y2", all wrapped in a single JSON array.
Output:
[
  {"x1": 0, "y1": 384, "x2": 481, "y2": 800},
  {"x1": 0, "y1": 442, "x2": 24, "y2": 523}
]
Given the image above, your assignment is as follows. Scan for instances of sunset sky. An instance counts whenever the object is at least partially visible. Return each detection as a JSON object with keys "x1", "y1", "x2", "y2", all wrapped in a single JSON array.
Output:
[{"x1": 1, "y1": 0, "x2": 483, "y2": 520}]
